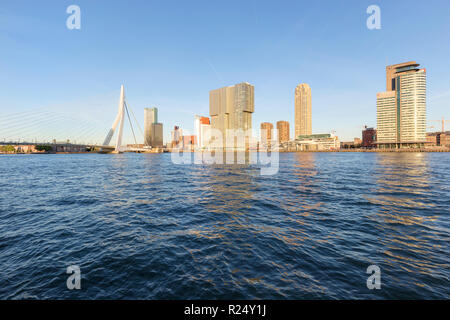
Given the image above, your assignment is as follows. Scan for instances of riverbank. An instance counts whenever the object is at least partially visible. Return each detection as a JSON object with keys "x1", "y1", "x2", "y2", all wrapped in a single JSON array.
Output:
[
  {"x1": 2, "y1": 148, "x2": 449, "y2": 155},
  {"x1": 281, "y1": 148, "x2": 450, "y2": 153}
]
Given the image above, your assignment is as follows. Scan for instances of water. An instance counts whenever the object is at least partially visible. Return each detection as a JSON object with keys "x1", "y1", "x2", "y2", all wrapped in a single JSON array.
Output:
[{"x1": 0, "y1": 152, "x2": 448, "y2": 299}]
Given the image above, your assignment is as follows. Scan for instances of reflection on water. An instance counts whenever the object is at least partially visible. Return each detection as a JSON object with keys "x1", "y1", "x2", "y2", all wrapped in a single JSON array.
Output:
[
  {"x1": 0, "y1": 153, "x2": 448, "y2": 299},
  {"x1": 206, "y1": 165, "x2": 255, "y2": 216},
  {"x1": 366, "y1": 153, "x2": 448, "y2": 297},
  {"x1": 371, "y1": 153, "x2": 433, "y2": 216}
]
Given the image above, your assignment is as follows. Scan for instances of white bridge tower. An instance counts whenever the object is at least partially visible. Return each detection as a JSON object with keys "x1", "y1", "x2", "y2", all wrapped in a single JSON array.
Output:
[{"x1": 102, "y1": 85, "x2": 126, "y2": 153}]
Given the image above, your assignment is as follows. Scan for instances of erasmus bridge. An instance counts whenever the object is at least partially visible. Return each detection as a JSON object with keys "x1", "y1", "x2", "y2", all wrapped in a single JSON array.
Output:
[{"x1": 0, "y1": 85, "x2": 146, "y2": 153}]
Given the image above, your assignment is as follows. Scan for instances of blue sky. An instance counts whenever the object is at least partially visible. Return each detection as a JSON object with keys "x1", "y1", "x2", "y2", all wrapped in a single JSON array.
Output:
[{"x1": 1, "y1": 0, "x2": 449, "y2": 144}]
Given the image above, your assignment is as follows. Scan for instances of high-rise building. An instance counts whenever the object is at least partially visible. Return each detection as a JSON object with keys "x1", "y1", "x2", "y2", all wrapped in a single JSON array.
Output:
[
  {"x1": 151, "y1": 123, "x2": 163, "y2": 147},
  {"x1": 260, "y1": 122, "x2": 273, "y2": 143},
  {"x1": 194, "y1": 116, "x2": 211, "y2": 149},
  {"x1": 386, "y1": 61, "x2": 418, "y2": 91},
  {"x1": 377, "y1": 62, "x2": 427, "y2": 148},
  {"x1": 144, "y1": 107, "x2": 158, "y2": 146},
  {"x1": 171, "y1": 126, "x2": 182, "y2": 148},
  {"x1": 295, "y1": 84, "x2": 312, "y2": 138},
  {"x1": 277, "y1": 121, "x2": 290, "y2": 144},
  {"x1": 209, "y1": 82, "x2": 254, "y2": 148},
  {"x1": 376, "y1": 91, "x2": 397, "y2": 143}
]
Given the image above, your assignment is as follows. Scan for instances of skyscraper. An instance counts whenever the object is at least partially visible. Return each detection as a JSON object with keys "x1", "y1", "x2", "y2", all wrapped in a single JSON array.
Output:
[
  {"x1": 386, "y1": 61, "x2": 418, "y2": 91},
  {"x1": 277, "y1": 121, "x2": 290, "y2": 144},
  {"x1": 260, "y1": 122, "x2": 273, "y2": 143},
  {"x1": 151, "y1": 123, "x2": 163, "y2": 147},
  {"x1": 295, "y1": 84, "x2": 312, "y2": 138},
  {"x1": 377, "y1": 62, "x2": 427, "y2": 148},
  {"x1": 209, "y1": 82, "x2": 254, "y2": 148},
  {"x1": 171, "y1": 126, "x2": 182, "y2": 148},
  {"x1": 144, "y1": 107, "x2": 158, "y2": 146}
]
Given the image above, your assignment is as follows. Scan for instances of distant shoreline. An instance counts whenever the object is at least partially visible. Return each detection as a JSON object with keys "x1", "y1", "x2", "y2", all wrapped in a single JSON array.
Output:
[
  {"x1": 280, "y1": 149, "x2": 450, "y2": 153},
  {"x1": 2, "y1": 149, "x2": 450, "y2": 155}
]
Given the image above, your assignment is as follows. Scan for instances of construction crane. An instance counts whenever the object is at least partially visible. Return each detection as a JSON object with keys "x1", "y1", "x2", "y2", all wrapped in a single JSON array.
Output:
[{"x1": 429, "y1": 117, "x2": 450, "y2": 133}]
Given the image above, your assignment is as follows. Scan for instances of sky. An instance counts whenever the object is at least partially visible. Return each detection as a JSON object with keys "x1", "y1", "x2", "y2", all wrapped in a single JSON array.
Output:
[{"x1": 1, "y1": 0, "x2": 450, "y2": 144}]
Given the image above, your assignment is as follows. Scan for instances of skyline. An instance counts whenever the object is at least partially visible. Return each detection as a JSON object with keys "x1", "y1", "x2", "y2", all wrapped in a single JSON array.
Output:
[
  {"x1": 1, "y1": 0, "x2": 450, "y2": 144},
  {"x1": 0, "y1": 1, "x2": 450, "y2": 304}
]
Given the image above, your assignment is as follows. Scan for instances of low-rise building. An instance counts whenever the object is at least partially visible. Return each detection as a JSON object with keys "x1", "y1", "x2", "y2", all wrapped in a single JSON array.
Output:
[
  {"x1": 427, "y1": 132, "x2": 449, "y2": 147},
  {"x1": 341, "y1": 138, "x2": 363, "y2": 149},
  {"x1": 362, "y1": 127, "x2": 377, "y2": 148},
  {"x1": 282, "y1": 134, "x2": 340, "y2": 151},
  {"x1": 182, "y1": 135, "x2": 197, "y2": 150}
]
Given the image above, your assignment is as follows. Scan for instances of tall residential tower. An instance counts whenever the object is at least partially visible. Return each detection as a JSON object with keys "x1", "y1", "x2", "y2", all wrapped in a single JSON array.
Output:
[
  {"x1": 277, "y1": 121, "x2": 290, "y2": 144},
  {"x1": 295, "y1": 84, "x2": 312, "y2": 138},
  {"x1": 260, "y1": 122, "x2": 274, "y2": 144}
]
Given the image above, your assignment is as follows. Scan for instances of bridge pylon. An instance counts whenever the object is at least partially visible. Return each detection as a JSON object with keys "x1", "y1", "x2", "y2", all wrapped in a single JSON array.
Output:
[{"x1": 102, "y1": 85, "x2": 126, "y2": 153}]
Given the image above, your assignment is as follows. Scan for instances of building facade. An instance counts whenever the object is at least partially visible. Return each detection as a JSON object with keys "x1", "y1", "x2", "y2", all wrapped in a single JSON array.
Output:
[
  {"x1": 277, "y1": 121, "x2": 290, "y2": 144},
  {"x1": 295, "y1": 83, "x2": 312, "y2": 138},
  {"x1": 377, "y1": 62, "x2": 427, "y2": 148},
  {"x1": 386, "y1": 61, "x2": 418, "y2": 91},
  {"x1": 283, "y1": 133, "x2": 339, "y2": 151},
  {"x1": 182, "y1": 135, "x2": 197, "y2": 150},
  {"x1": 260, "y1": 122, "x2": 274, "y2": 143},
  {"x1": 151, "y1": 123, "x2": 163, "y2": 148},
  {"x1": 362, "y1": 127, "x2": 377, "y2": 148},
  {"x1": 144, "y1": 107, "x2": 158, "y2": 146},
  {"x1": 209, "y1": 82, "x2": 254, "y2": 148},
  {"x1": 171, "y1": 126, "x2": 182, "y2": 148},
  {"x1": 194, "y1": 116, "x2": 211, "y2": 149},
  {"x1": 341, "y1": 138, "x2": 362, "y2": 149},
  {"x1": 376, "y1": 91, "x2": 397, "y2": 143},
  {"x1": 427, "y1": 132, "x2": 449, "y2": 147}
]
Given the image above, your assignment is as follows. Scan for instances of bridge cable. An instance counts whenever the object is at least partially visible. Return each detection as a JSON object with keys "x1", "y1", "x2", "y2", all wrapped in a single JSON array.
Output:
[
  {"x1": 126, "y1": 101, "x2": 145, "y2": 139},
  {"x1": 124, "y1": 100, "x2": 138, "y2": 146}
]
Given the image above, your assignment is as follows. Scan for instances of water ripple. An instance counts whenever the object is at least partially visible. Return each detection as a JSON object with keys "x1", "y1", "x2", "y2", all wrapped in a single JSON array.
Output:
[{"x1": 0, "y1": 152, "x2": 449, "y2": 299}]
